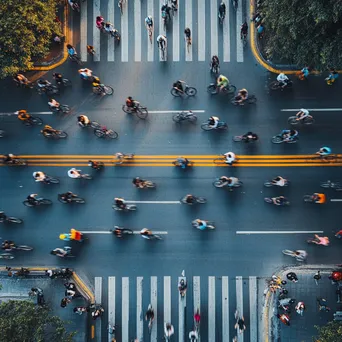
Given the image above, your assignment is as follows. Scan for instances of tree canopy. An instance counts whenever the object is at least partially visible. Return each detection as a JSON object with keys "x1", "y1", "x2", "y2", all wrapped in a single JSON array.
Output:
[
  {"x1": 0, "y1": 0, "x2": 62, "y2": 78},
  {"x1": 314, "y1": 321, "x2": 342, "y2": 342},
  {"x1": 259, "y1": 0, "x2": 342, "y2": 70},
  {"x1": 0, "y1": 300, "x2": 76, "y2": 342}
]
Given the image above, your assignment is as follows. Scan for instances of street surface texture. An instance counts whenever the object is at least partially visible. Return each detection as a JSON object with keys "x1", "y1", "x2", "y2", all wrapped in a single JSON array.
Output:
[{"x1": 1, "y1": 0, "x2": 342, "y2": 341}]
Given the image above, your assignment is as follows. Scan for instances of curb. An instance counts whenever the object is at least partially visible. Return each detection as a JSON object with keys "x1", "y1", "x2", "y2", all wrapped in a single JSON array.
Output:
[{"x1": 30, "y1": 5, "x2": 69, "y2": 71}]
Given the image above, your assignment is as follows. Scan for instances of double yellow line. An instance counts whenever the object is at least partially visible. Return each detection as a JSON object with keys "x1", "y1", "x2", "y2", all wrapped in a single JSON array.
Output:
[{"x1": 4, "y1": 154, "x2": 342, "y2": 167}]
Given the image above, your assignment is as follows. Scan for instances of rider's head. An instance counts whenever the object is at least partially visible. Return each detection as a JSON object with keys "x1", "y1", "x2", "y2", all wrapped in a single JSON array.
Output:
[
  {"x1": 67, "y1": 44, "x2": 72, "y2": 49},
  {"x1": 290, "y1": 130, "x2": 296, "y2": 136}
]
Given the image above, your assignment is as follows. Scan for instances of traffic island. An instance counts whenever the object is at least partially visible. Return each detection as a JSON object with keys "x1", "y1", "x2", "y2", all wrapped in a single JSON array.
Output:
[
  {"x1": 263, "y1": 265, "x2": 341, "y2": 341},
  {"x1": 0, "y1": 266, "x2": 99, "y2": 342}
]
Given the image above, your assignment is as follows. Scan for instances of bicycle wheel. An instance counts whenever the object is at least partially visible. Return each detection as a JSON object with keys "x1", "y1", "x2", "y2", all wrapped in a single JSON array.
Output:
[
  {"x1": 152, "y1": 234, "x2": 162, "y2": 240},
  {"x1": 127, "y1": 205, "x2": 137, "y2": 211},
  {"x1": 213, "y1": 180, "x2": 225, "y2": 188},
  {"x1": 0, "y1": 253, "x2": 14, "y2": 259},
  {"x1": 235, "y1": 181, "x2": 243, "y2": 187},
  {"x1": 303, "y1": 195, "x2": 314, "y2": 203},
  {"x1": 303, "y1": 117, "x2": 315, "y2": 125},
  {"x1": 46, "y1": 86, "x2": 60, "y2": 95},
  {"x1": 122, "y1": 229, "x2": 134, "y2": 235},
  {"x1": 225, "y1": 85, "x2": 236, "y2": 94},
  {"x1": 136, "y1": 107, "x2": 148, "y2": 119},
  {"x1": 28, "y1": 117, "x2": 43, "y2": 126},
  {"x1": 201, "y1": 123, "x2": 212, "y2": 131},
  {"x1": 172, "y1": 114, "x2": 182, "y2": 122},
  {"x1": 104, "y1": 86, "x2": 114, "y2": 95},
  {"x1": 90, "y1": 121, "x2": 101, "y2": 129},
  {"x1": 207, "y1": 84, "x2": 218, "y2": 95},
  {"x1": 263, "y1": 181, "x2": 274, "y2": 187},
  {"x1": 186, "y1": 87, "x2": 197, "y2": 96},
  {"x1": 81, "y1": 174, "x2": 93, "y2": 180},
  {"x1": 45, "y1": 177, "x2": 60, "y2": 184},
  {"x1": 287, "y1": 116, "x2": 298, "y2": 125},
  {"x1": 57, "y1": 131, "x2": 68, "y2": 139},
  {"x1": 270, "y1": 81, "x2": 281, "y2": 90},
  {"x1": 144, "y1": 181, "x2": 156, "y2": 188},
  {"x1": 218, "y1": 123, "x2": 228, "y2": 130},
  {"x1": 63, "y1": 79, "x2": 72, "y2": 87},
  {"x1": 122, "y1": 105, "x2": 132, "y2": 114},
  {"x1": 60, "y1": 105, "x2": 70, "y2": 113},
  {"x1": 233, "y1": 136, "x2": 243, "y2": 142},
  {"x1": 106, "y1": 130, "x2": 119, "y2": 139},
  {"x1": 187, "y1": 114, "x2": 197, "y2": 122},
  {"x1": 94, "y1": 129, "x2": 105, "y2": 138},
  {"x1": 195, "y1": 197, "x2": 207, "y2": 204},
  {"x1": 23, "y1": 200, "x2": 34, "y2": 207},
  {"x1": 16, "y1": 245, "x2": 33, "y2": 251},
  {"x1": 213, "y1": 158, "x2": 225, "y2": 165},
  {"x1": 264, "y1": 197, "x2": 273, "y2": 203},
  {"x1": 247, "y1": 95, "x2": 257, "y2": 104},
  {"x1": 170, "y1": 88, "x2": 181, "y2": 97},
  {"x1": 271, "y1": 135, "x2": 283, "y2": 144},
  {"x1": 74, "y1": 198, "x2": 86, "y2": 204},
  {"x1": 282, "y1": 249, "x2": 295, "y2": 257},
  {"x1": 207, "y1": 222, "x2": 215, "y2": 229},
  {"x1": 6, "y1": 217, "x2": 23, "y2": 224}
]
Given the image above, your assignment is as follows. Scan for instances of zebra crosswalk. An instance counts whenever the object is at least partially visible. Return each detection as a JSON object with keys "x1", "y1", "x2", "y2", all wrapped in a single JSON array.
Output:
[
  {"x1": 95, "y1": 275, "x2": 259, "y2": 342},
  {"x1": 77, "y1": 0, "x2": 247, "y2": 63}
]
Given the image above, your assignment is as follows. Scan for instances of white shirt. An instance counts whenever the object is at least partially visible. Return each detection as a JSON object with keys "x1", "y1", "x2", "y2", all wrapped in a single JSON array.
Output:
[
  {"x1": 274, "y1": 177, "x2": 286, "y2": 186},
  {"x1": 157, "y1": 35, "x2": 167, "y2": 43},
  {"x1": 298, "y1": 108, "x2": 309, "y2": 119},
  {"x1": 224, "y1": 152, "x2": 236, "y2": 163},
  {"x1": 277, "y1": 73, "x2": 288, "y2": 82},
  {"x1": 48, "y1": 99, "x2": 59, "y2": 107},
  {"x1": 33, "y1": 172, "x2": 46, "y2": 182},
  {"x1": 68, "y1": 168, "x2": 81, "y2": 178},
  {"x1": 228, "y1": 177, "x2": 239, "y2": 186}
]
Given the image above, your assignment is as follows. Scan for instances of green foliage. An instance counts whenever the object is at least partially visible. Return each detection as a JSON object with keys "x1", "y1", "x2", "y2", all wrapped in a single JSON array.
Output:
[
  {"x1": 314, "y1": 321, "x2": 342, "y2": 342},
  {"x1": 260, "y1": 0, "x2": 342, "y2": 70},
  {"x1": 0, "y1": 300, "x2": 77, "y2": 342},
  {"x1": 0, "y1": 0, "x2": 62, "y2": 78}
]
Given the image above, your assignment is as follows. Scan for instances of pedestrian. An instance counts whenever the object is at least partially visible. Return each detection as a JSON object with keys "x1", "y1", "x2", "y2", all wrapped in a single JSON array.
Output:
[
  {"x1": 64, "y1": 282, "x2": 76, "y2": 290},
  {"x1": 65, "y1": 289, "x2": 76, "y2": 299},
  {"x1": 73, "y1": 306, "x2": 89, "y2": 315},
  {"x1": 295, "y1": 301, "x2": 305, "y2": 315},
  {"x1": 286, "y1": 272, "x2": 298, "y2": 283},
  {"x1": 257, "y1": 23, "x2": 264, "y2": 39},
  {"x1": 60, "y1": 297, "x2": 71, "y2": 308},
  {"x1": 92, "y1": 306, "x2": 104, "y2": 320},
  {"x1": 317, "y1": 297, "x2": 330, "y2": 312}
]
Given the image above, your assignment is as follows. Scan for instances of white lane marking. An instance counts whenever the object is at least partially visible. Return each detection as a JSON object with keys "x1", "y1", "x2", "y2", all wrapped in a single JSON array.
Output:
[
  {"x1": 81, "y1": 230, "x2": 168, "y2": 234},
  {"x1": 108, "y1": 277, "x2": 115, "y2": 342},
  {"x1": 198, "y1": 0, "x2": 205, "y2": 61},
  {"x1": 281, "y1": 108, "x2": 342, "y2": 112},
  {"x1": 223, "y1": 0, "x2": 230, "y2": 62},
  {"x1": 134, "y1": 0, "x2": 141, "y2": 62},
  {"x1": 193, "y1": 276, "x2": 201, "y2": 342},
  {"x1": 236, "y1": 0, "x2": 243, "y2": 62},
  {"x1": 95, "y1": 276, "x2": 102, "y2": 303},
  {"x1": 121, "y1": 0, "x2": 129, "y2": 61},
  {"x1": 208, "y1": 276, "x2": 215, "y2": 341},
  {"x1": 107, "y1": 0, "x2": 115, "y2": 62},
  {"x1": 151, "y1": 277, "x2": 158, "y2": 341},
  {"x1": 122, "y1": 278, "x2": 129, "y2": 342},
  {"x1": 172, "y1": 0, "x2": 179, "y2": 61},
  {"x1": 249, "y1": 276, "x2": 258, "y2": 342},
  {"x1": 185, "y1": 0, "x2": 192, "y2": 61},
  {"x1": 148, "y1": 110, "x2": 205, "y2": 114},
  {"x1": 222, "y1": 276, "x2": 229, "y2": 341},
  {"x1": 136, "y1": 277, "x2": 143, "y2": 341},
  {"x1": 80, "y1": 0, "x2": 87, "y2": 61},
  {"x1": 178, "y1": 276, "x2": 186, "y2": 342},
  {"x1": 164, "y1": 277, "x2": 171, "y2": 324},
  {"x1": 147, "y1": 0, "x2": 154, "y2": 62},
  {"x1": 236, "y1": 276, "x2": 243, "y2": 342},
  {"x1": 210, "y1": 0, "x2": 218, "y2": 57},
  {"x1": 93, "y1": 0, "x2": 101, "y2": 62},
  {"x1": 125, "y1": 200, "x2": 180, "y2": 204},
  {"x1": 0, "y1": 112, "x2": 52, "y2": 115},
  {"x1": 331, "y1": 199, "x2": 342, "y2": 202},
  {"x1": 236, "y1": 230, "x2": 324, "y2": 234}
]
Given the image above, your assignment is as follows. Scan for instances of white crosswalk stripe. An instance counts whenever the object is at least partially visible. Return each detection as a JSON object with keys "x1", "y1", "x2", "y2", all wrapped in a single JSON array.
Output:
[
  {"x1": 100, "y1": 275, "x2": 259, "y2": 342},
  {"x1": 77, "y1": 0, "x2": 247, "y2": 63}
]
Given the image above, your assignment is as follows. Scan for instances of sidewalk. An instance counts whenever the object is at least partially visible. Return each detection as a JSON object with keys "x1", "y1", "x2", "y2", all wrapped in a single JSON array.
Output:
[{"x1": 263, "y1": 265, "x2": 340, "y2": 342}]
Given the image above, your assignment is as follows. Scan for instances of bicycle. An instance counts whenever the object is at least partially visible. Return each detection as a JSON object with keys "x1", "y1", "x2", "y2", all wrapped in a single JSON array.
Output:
[
  {"x1": 42, "y1": 175, "x2": 60, "y2": 184},
  {"x1": 320, "y1": 180, "x2": 342, "y2": 190},
  {"x1": 122, "y1": 103, "x2": 148, "y2": 119},
  {"x1": 192, "y1": 220, "x2": 215, "y2": 230},
  {"x1": 288, "y1": 115, "x2": 314, "y2": 125},
  {"x1": 23, "y1": 198, "x2": 52, "y2": 207},
  {"x1": 111, "y1": 226, "x2": 134, "y2": 237},
  {"x1": 69, "y1": 54, "x2": 83, "y2": 65},
  {"x1": 3, "y1": 158, "x2": 27, "y2": 166},
  {"x1": 264, "y1": 197, "x2": 290, "y2": 206},
  {"x1": 180, "y1": 196, "x2": 206, "y2": 204},
  {"x1": 20, "y1": 115, "x2": 43, "y2": 126},
  {"x1": 172, "y1": 111, "x2": 197, "y2": 123},
  {"x1": 56, "y1": 78, "x2": 72, "y2": 87},
  {"x1": 93, "y1": 85, "x2": 114, "y2": 96},
  {"x1": 75, "y1": 173, "x2": 92, "y2": 180},
  {"x1": 170, "y1": 85, "x2": 197, "y2": 97},
  {"x1": 233, "y1": 135, "x2": 257, "y2": 143},
  {"x1": 0, "y1": 215, "x2": 23, "y2": 224},
  {"x1": 210, "y1": 63, "x2": 220, "y2": 75},
  {"x1": 42, "y1": 130, "x2": 68, "y2": 139},
  {"x1": 231, "y1": 95, "x2": 257, "y2": 105},
  {"x1": 201, "y1": 122, "x2": 228, "y2": 131},
  {"x1": 0, "y1": 253, "x2": 14, "y2": 260},
  {"x1": 37, "y1": 85, "x2": 60, "y2": 96},
  {"x1": 282, "y1": 249, "x2": 307, "y2": 261},
  {"x1": 213, "y1": 178, "x2": 243, "y2": 188},
  {"x1": 160, "y1": 44, "x2": 166, "y2": 60},
  {"x1": 271, "y1": 135, "x2": 298, "y2": 144},
  {"x1": 94, "y1": 126, "x2": 118, "y2": 139},
  {"x1": 172, "y1": 160, "x2": 194, "y2": 168},
  {"x1": 13, "y1": 79, "x2": 34, "y2": 89},
  {"x1": 4, "y1": 245, "x2": 33, "y2": 252},
  {"x1": 50, "y1": 104, "x2": 70, "y2": 114},
  {"x1": 58, "y1": 194, "x2": 85, "y2": 204},
  {"x1": 264, "y1": 180, "x2": 289, "y2": 187},
  {"x1": 112, "y1": 204, "x2": 137, "y2": 211},
  {"x1": 207, "y1": 83, "x2": 236, "y2": 95},
  {"x1": 269, "y1": 80, "x2": 293, "y2": 91},
  {"x1": 139, "y1": 180, "x2": 156, "y2": 189},
  {"x1": 213, "y1": 155, "x2": 230, "y2": 165},
  {"x1": 114, "y1": 153, "x2": 134, "y2": 165}
]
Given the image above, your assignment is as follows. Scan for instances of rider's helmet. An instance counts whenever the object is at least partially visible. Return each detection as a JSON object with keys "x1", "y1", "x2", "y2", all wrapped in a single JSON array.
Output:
[
  {"x1": 59, "y1": 234, "x2": 67, "y2": 240},
  {"x1": 66, "y1": 44, "x2": 72, "y2": 49}
]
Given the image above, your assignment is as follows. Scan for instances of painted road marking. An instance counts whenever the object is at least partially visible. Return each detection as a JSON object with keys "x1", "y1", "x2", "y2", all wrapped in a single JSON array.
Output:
[
  {"x1": 80, "y1": 0, "x2": 87, "y2": 61},
  {"x1": 222, "y1": 276, "x2": 229, "y2": 342},
  {"x1": 236, "y1": 230, "x2": 324, "y2": 234},
  {"x1": 148, "y1": 110, "x2": 205, "y2": 114},
  {"x1": 198, "y1": 0, "x2": 206, "y2": 61},
  {"x1": 134, "y1": 0, "x2": 142, "y2": 62},
  {"x1": 121, "y1": 0, "x2": 128, "y2": 62},
  {"x1": 208, "y1": 276, "x2": 216, "y2": 342},
  {"x1": 193, "y1": 276, "x2": 201, "y2": 342},
  {"x1": 125, "y1": 200, "x2": 180, "y2": 204},
  {"x1": 93, "y1": 0, "x2": 101, "y2": 62},
  {"x1": 249, "y1": 276, "x2": 258, "y2": 342},
  {"x1": 172, "y1": 0, "x2": 179, "y2": 61},
  {"x1": 122, "y1": 278, "x2": 129, "y2": 342},
  {"x1": 281, "y1": 108, "x2": 342, "y2": 112},
  {"x1": 151, "y1": 277, "x2": 158, "y2": 341},
  {"x1": 331, "y1": 199, "x2": 342, "y2": 202},
  {"x1": 223, "y1": 0, "x2": 230, "y2": 62},
  {"x1": 0, "y1": 112, "x2": 52, "y2": 115},
  {"x1": 164, "y1": 277, "x2": 171, "y2": 325},
  {"x1": 178, "y1": 275, "x2": 186, "y2": 342},
  {"x1": 107, "y1": 0, "x2": 115, "y2": 62},
  {"x1": 236, "y1": 276, "x2": 244, "y2": 342},
  {"x1": 185, "y1": 0, "x2": 193, "y2": 62},
  {"x1": 236, "y1": 0, "x2": 244, "y2": 63},
  {"x1": 108, "y1": 277, "x2": 115, "y2": 342},
  {"x1": 147, "y1": 0, "x2": 154, "y2": 62},
  {"x1": 136, "y1": 277, "x2": 143, "y2": 341},
  {"x1": 81, "y1": 230, "x2": 168, "y2": 235},
  {"x1": 210, "y1": 0, "x2": 218, "y2": 57}
]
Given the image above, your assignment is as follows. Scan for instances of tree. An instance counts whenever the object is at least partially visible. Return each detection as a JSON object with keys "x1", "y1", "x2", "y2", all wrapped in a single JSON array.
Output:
[
  {"x1": 0, "y1": 300, "x2": 76, "y2": 342},
  {"x1": 259, "y1": 0, "x2": 342, "y2": 70},
  {"x1": 314, "y1": 321, "x2": 342, "y2": 342},
  {"x1": 0, "y1": 0, "x2": 63, "y2": 78}
]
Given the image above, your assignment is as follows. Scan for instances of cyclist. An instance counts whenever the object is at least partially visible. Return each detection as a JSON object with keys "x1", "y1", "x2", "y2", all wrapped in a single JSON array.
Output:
[
  {"x1": 276, "y1": 73, "x2": 290, "y2": 89},
  {"x1": 272, "y1": 196, "x2": 288, "y2": 206},
  {"x1": 183, "y1": 194, "x2": 196, "y2": 204},
  {"x1": 59, "y1": 191, "x2": 78, "y2": 203},
  {"x1": 87, "y1": 45, "x2": 95, "y2": 55},
  {"x1": 132, "y1": 177, "x2": 145, "y2": 188},
  {"x1": 178, "y1": 278, "x2": 187, "y2": 296},
  {"x1": 218, "y1": 1, "x2": 226, "y2": 19},
  {"x1": 48, "y1": 98, "x2": 60, "y2": 109},
  {"x1": 2, "y1": 240, "x2": 15, "y2": 251},
  {"x1": 234, "y1": 88, "x2": 248, "y2": 104},
  {"x1": 241, "y1": 21, "x2": 248, "y2": 39},
  {"x1": 15, "y1": 74, "x2": 29, "y2": 85},
  {"x1": 41, "y1": 125, "x2": 58, "y2": 136},
  {"x1": 296, "y1": 108, "x2": 310, "y2": 121},
  {"x1": 157, "y1": 34, "x2": 167, "y2": 49},
  {"x1": 295, "y1": 301, "x2": 305, "y2": 315},
  {"x1": 189, "y1": 330, "x2": 198, "y2": 341},
  {"x1": 115, "y1": 197, "x2": 126, "y2": 210},
  {"x1": 184, "y1": 27, "x2": 191, "y2": 42},
  {"x1": 68, "y1": 168, "x2": 82, "y2": 179},
  {"x1": 173, "y1": 80, "x2": 186, "y2": 94},
  {"x1": 78, "y1": 68, "x2": 93, "y2": 80},
  {"x1": 281, "y1": 129, "x2": 298, "y2": 142},
  {"x1": 52, "y1": 72, "x2": 63, "y2": 85},
  {"x1": 311, "y1": 193, "x2": 326, "y2": 204},
  {"x1": 67, "y1": 44, "x2": 77, "y2": 57},
  {"x1": 310, "y1": 234, "x2": 330, "y2": 246},
  {"x1": 16, "y1": 109, "x2": 31, "y2": 122},
  {"x1": 299, "y1": 67, "x2": 309, "y2": 79},
  {"x1": 104, "y1": 22, "x2": 115, "y2": 34},
  {"x1": 316, "y1": 146, "x2": 331, "y2": 157},
  {"x1": 33, "y1": 171, "x2": 47, "y2": 182},
  {"x1": 88, "y1": 160, "x2": 103, "y2": 170},
  {"x1": 77, "y1": 115, "x2": 90, "y2": 127},
  {"x1": 176, "y1": 157, "x2": 189, "y2": 169},
  {"x1": 325, "y1": 68, "x2": 339, "y2": 85},
  {"x1": 51, "y1": 247, "x2": 72, "y2": 257},
  {"x1": 145, "y1": 15, "x2": 153, "y2": 30},
  {"x1": 140, "y1": 228, "x2": 154, "y2": 239},
  {"x1": 145, "y1": 304, "x2": 154, "y2": 322},
  {"x1": 164, "y1": 322, "x2": 174, "y2": 338},
  {"x1": 194, "y1": 309, "x2": 200, "y2": 324},
  {"x1": 37, "y1": 78, "x2": 51, "y2": 89},
  {"x1": 223, "y1": 176, "x2": 240, "y2": 187},
  {"x1": 217, "y1": 74, "x2": 229, "y2": 92},
  {"x1": 27, "y1": 193, "x2": 38, "y2": 205},
  {"x1": 210, "y1": 55, "x2": 220, "y2": 71},
  {"x1": 224, "y1": 151, "x2": 236, "y2": 165},
  {"x1": 193, "y1": 219, "x2": 208, "y2": 230},
  {"x1": 271, "y1": 176, "x2": 287, "y2": 186},
  {"x1": 96, "y1": 15, "x2": 105, "y2": 30},
  {"x1": 242, "y1": 132, "x2": 258, "y2": 142},
  {"x1": 208, "y1": 115, "x2": 220, "y2": 129},
  {"x1": 3, "y1": 153, "x2": 16, "y2": 164}
]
